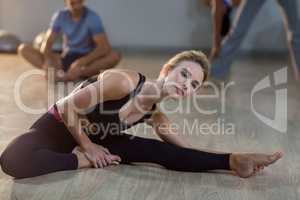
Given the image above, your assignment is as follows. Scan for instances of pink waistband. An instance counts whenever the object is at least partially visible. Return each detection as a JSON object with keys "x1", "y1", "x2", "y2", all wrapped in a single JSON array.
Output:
[{"x1": 48, "y1": 105, "x2": 63, "y2": 122}]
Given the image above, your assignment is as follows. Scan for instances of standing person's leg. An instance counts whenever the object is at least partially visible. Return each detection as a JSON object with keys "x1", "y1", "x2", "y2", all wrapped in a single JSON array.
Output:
[
  {"x1": 277, "y1": 0, "x2": 300, "y2": 80},
  {"x1": 211, "y1": 0, "x2": 266, "y2": 79}
]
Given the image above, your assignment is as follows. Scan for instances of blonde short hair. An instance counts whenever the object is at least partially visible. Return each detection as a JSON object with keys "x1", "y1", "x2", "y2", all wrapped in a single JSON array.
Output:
[{"x1": 160, "y1": 50, "x2": 210, "y2": 82}]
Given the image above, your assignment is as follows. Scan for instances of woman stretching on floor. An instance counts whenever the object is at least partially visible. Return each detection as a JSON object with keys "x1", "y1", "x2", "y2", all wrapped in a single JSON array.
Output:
[{"x1": 0, "y1": 50, "x2": 282, "y2": 179}]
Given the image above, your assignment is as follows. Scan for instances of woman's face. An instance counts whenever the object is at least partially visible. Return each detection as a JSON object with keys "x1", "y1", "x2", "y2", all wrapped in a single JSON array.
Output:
[{"x1": 163, "y1": 60, "x2": 205, "y2": 98}]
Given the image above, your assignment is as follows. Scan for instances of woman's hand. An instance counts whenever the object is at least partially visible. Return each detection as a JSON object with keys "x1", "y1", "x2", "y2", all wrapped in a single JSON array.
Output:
[{"x1": 83, "y1": 143, "x2": 121, "y2": 168}]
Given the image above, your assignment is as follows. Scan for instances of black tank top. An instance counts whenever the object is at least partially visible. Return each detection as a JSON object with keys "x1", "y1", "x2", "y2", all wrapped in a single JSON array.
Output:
[{"x1": 80, "y1": 73, "x2": 156, "y2": 137}]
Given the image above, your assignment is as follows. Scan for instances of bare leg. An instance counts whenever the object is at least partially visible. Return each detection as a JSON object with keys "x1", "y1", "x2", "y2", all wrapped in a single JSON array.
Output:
[
  {"x1": 80, "y1": 51, "x2": 121, "y2": 77},
  {"x1": 18, "y1": 43, "x2": 62, "y2": 70},
  {"x1": 18, "y1": 43, "x2": 45, "y2": 68},
  {"x1": 18, "y1": 43, "x2": 65, "y2": 81},
  {"x1": 277, "y1": 0, "x2": 300, "y2": 81}
]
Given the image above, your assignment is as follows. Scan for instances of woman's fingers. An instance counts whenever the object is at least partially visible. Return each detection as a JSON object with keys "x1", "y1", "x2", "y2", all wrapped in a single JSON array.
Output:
[
  {"x1": 93, "y1": 156, "x2": 100, "y2": 168},
  {"x1": 84, "y1": 153, "x2": 98, "y2": 168},
  {"x1": 101, "y1": 147, "x2": 110, "y2": 155},
  {"x1": 91, "y1": 158, "x2": 99, "y2": 168},
  {"x1": 104, "y1": 155, "x2": 112, "y2": 165},
  {"x1": 94, "y1": 161, "x2": 99, "y2": 168},
  {"x1": 84, "y1": 146, "x2": 121, "y2": 168},
  {"x1": 101, "y1": 157, "x2": 108, "y2": 167},
  {"x1": 97, "y1": 158, "x2": 103, "y2": 168},
  {"x1": 87, "y1": 154, "x2": 103, "y2": 169},
  {"x1": 98, "y1": 152, "x2": 109, "y2": 167},
  {"x1": 104, "y1": 155, "x2": 121, "y2": 166},
  {"x1": 109, "y1": 154, "x2": 122, "y2": 163},
  {"x1": 83, "y1": 147, "x2": 111, "y2": 169}
]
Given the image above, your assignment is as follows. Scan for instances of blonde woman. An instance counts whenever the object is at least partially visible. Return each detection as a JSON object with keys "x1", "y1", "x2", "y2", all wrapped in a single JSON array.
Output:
[{"x1": 0, "y1": 51, "x2": 282, "y2": 179}]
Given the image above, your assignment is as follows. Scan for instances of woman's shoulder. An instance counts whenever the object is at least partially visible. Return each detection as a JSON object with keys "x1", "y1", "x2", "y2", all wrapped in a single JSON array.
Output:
[
  {"x1": 98, "y1": 69, "x2": 142, "y2": 84},
  {"x1": 98, "y1": 68, "x2": 140, "y2": 77},
  {"x1": 96, "y1": 69, "x2": 144, "y2": 99}
]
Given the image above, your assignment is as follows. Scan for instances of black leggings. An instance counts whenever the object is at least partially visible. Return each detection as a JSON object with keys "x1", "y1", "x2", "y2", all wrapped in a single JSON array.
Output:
[{"x1": 0, "y1": 113, "x2": 230, "y2": 179}]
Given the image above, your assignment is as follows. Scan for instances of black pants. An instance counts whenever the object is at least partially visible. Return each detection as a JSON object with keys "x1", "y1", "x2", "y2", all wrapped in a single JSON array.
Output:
[
  {"x1": 61, "y1": 52, "x2": 87, "y2": 72},
  {"x1": 0, "y1": 113, "x2": 230, "y2": 179}
]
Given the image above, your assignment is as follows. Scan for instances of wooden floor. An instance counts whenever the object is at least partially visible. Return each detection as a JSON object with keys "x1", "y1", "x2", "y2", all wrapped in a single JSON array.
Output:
[{"x1": 0, "y1": 53, "x2": 299, "y2": 200}]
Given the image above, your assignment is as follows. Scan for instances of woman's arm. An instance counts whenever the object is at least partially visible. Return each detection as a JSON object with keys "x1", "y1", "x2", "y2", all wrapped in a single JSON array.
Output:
[
  {"x1": 56, "y1": 70, "x2": 132, "y2": 167},
  {"x1": 148, "y1": 110, "x2": 228, "y2": 154},
  {"x1": 147, "y1": 110, "x2": 193, "y2": 149},
  {"x1": 59, "y1": 82, "x2": 93, "y2": 148}
]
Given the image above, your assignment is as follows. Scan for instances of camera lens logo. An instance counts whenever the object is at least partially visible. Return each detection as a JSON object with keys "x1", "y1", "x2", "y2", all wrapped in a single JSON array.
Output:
[{"x1": 251, "y1": 67, "x2": 287, "y2": 133}]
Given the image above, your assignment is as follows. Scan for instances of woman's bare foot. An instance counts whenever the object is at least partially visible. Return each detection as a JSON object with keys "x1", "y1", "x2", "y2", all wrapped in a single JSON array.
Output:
[
  {"x1": 229, "y1": 152, "x2": 283, "y2": 178},
  {"x1": 72, "y1": 146, "x2": 93, "y2": 169}
]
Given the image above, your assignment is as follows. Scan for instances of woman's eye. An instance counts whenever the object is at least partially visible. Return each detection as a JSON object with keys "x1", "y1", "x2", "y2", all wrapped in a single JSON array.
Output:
[
  {"x1": 181, "y1": 70, "x2": 188, "y2": 78},
  {"x1": 192, "y1": 82, "x2": 197, "y2": 89},
  {"x1": 191, "y1": 81, "x2": 199, "y2": 90}
]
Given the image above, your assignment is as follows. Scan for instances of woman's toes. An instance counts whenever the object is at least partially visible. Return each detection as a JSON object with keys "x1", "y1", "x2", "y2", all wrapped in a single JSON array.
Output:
[
  {"x1": 254, "y1": 166, "x2": 264, "y2": 174},
  {"x1": 267, "y1": 152, "x2": 283, "y2": 165}
]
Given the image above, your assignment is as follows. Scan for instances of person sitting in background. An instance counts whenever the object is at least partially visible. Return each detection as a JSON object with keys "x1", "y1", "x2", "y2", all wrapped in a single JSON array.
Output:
[
  {"x1": 202, "y1": 0, "x2": 241, "y2": 60},
  {"x1": 18, "y1": 0, "x2": 121, "y2": 81}
]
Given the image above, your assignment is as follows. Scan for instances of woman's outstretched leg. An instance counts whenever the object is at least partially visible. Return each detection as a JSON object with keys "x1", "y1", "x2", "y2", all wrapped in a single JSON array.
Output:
[
  {"x1": 95, "y1": 133, "x2": 282, "y2": 178},
  {"x1": 98, "y1": 134, "x2": 230, "y2": 172}
]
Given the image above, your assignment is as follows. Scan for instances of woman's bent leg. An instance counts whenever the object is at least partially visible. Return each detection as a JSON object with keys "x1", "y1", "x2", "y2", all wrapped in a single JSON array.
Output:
[
  {"x1": 0, "y1": 130, "x2": 77, "y2": 179},
  {"x1": 0, "y1": 113, "x2": 78, "y2": 178}
]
